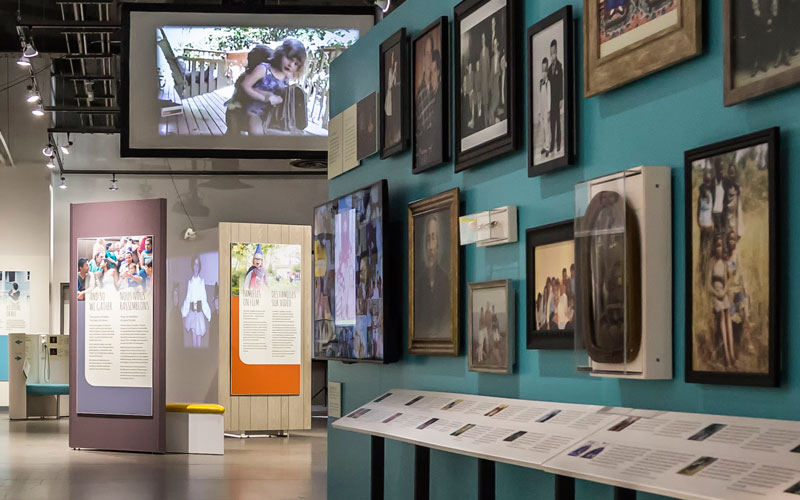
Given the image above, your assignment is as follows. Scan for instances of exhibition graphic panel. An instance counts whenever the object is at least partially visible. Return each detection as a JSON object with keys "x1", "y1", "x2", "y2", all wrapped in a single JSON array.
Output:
[
  {"x1": 75, "y1": 235, "x2": 155, "y2": 416},
  {"x1": 230, "y1": 242, "x2": 302, "y2": 395},
  {"x1": 0, "y1": 270, "x2": 31, "y2": 334}
]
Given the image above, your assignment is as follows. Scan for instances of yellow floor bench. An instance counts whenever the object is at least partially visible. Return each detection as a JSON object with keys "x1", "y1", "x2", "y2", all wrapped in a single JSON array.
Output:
[{"x1": 166, "y1": 403, "x2": 225, "y2": 455}]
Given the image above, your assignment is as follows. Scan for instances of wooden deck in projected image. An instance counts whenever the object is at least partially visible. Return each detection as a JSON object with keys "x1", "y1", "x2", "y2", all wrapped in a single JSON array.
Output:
[{"x1": 159, "y1": 86, "x2": 233, "y2": 136}]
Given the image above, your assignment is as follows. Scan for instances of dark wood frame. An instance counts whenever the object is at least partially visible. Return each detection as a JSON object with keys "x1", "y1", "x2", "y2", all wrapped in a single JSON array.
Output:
[
  {"x1": 120, "y1": 3, "x2": 376, "y2": 159},
  {"x1": 408, "y1": 188, "x2": 460, "y2": 356},
  {"x1": 526, "y1": 220, "x2": 574, "y2": 350},
  {"x1": 684, "y1": 127, "x2": 779, "y2": 387},
  {"x1": 583, "y1": 0, "x2": 701, "y2": 97},
  {"x1": 412, "y1": 17, "x2": 451, "y2": 174},
  {"x1": 527, "y1": 6, "x2": 576, "y2": 177},
  {"x1": 380, "y1": 28, "x2": 411, "y2": 159},
  {"x1": 453, "y1": 0, "x2": 520, "y2": 172},
  {"x1": 723, "y1": 1, "x2": 800, "y2": 106},
  {"x1": 468, "y1": 279, "x2": 514, "y2": 374}
]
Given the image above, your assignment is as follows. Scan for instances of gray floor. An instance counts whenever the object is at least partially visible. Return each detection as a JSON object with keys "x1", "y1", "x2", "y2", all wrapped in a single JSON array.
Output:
[{"x1": 0, "y1": 414, "x2": 327, "y2": 500}]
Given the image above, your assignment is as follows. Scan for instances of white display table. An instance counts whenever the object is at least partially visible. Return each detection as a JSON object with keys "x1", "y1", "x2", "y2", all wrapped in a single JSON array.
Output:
[{"x1": 333, "y1": 389, "x2": 800, "y2": 500}]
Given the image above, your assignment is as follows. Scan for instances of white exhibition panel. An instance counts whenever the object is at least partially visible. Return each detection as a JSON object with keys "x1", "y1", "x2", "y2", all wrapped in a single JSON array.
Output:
[{"x1": 333, "y1": 389, "x2": 800, "y2": 500}]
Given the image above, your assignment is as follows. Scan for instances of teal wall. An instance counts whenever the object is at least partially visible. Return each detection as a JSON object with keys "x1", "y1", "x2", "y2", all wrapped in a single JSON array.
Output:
[{"x1": 327, "y1": 0, "x2": 800, "y2": 498}]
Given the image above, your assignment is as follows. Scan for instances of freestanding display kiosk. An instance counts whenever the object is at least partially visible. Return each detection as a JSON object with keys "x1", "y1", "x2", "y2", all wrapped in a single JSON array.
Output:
[{"x1": 69, "y1": 199, "x2": 167, "y2": 453}]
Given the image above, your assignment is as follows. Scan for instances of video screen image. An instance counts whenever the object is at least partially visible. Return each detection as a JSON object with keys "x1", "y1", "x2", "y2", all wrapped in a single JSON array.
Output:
[
  {"x1": 313, "y1": 181, "x2": 386, "y2": 362},
  {"x1": 156, "y1": 25, "x2": 359, "y2": 138}
]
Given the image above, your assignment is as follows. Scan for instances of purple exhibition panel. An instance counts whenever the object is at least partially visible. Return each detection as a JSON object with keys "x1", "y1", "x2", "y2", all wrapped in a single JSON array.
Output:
[{"x1": 69, "y1": 199, "x2": 166, "y2": 453}]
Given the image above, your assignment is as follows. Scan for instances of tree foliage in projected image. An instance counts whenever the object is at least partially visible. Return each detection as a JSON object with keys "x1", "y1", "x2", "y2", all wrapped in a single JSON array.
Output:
[{"x1": 203, "y1": 27, "x2": 356, "y2": 52}]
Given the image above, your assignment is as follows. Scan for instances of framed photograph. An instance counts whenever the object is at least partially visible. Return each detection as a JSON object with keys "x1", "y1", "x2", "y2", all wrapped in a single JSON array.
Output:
[
  {"x1": 684, "y1": 127, "x2": 779, "y2": 387},
  {"x1": 528, "y1": 6, "x2": 576, "y2": 177},
  {"x1": 723, "y1": 0, "x2": 800, "y2": 106},
  {"x1": 357, "y1": 92, "x2": 378, "y2": 160},
  {"x1": 408, "y1": 188, "x2": 460, "y2": 355},
  {"x1": 583, "y1": 0, "x2": 701, "y2": 97},
  {"x1": 526, "y1": 220, "x2": 575, "y2": 350},
  {"x1": 468, "y1": 279, "x2": 514, "y2": 373},
  {"x1": 412, "y1": 17, "x2": 451, "y2": 174},
  {"x1": 380, "y1": 28, "x2": 411, "y2": 159},
  {"x1": 453, "y1": 0, "x2": 520, "y2": 172}
]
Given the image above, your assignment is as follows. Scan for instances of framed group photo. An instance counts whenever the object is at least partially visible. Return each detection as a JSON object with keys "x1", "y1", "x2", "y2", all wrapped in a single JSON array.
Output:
[
  {"x1": 408, "y1": 188, "x2": 460, "y2": 356},
  {"x1": 583, "y1": 0, "x2": 701, "y2": 97},
  {"x1": 526, "y1": 220, "x2": 575, "y2": 350},
  {"x1": 453, "y1": 0, "x2": 520, "y2": 172},
  {"x1": 468, "y1": 280, "x2": 514, "y2": 374},
  {"x1": 412, "y1": 17, "x2": 451, "y2": 174},
  {"x1": 684, "y1": 127, "x2": 779, "y2": 387},
  {"x1": 723, "y1": 0, "x2": 800, "y2": 106},
  {"x1": 527, "y1": 6, "x2": 576, "y2": 177},
  {"x1": 380, "y1": 28, "x2": 411, "y2": 158}
]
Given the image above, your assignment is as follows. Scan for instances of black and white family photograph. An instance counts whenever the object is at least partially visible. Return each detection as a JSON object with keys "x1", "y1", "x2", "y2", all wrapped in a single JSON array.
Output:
[
  {"x1": 528, "y1": 6, "x2": 574, "y2": 176},
  {"x1": 468, "y1": 280, "x2": 513, "y2": 374},
  {"x1": 686, "y1": 129, "x2": 778, "y2": 386},
  {"x1": 380, "y1": 29, "x2": 410, "y2": 158},
  {"x1": 454, "y1": 0, "x2": 518, "y2": 170},
  {"x1": 726, "y1": 0, "x2": 800, "y2": 105},
  {"x1": 413, "y1": 18, "x2": 449, "y2": 173}
]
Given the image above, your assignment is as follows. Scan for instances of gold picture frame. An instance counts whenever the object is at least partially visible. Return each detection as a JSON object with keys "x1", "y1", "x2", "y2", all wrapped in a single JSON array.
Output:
[
  {"x1": 408, "y1": 188, "x2": 460, "y2": 355},
  {"x1": 583, "y1": 0, "x2": 701, "y2": 97}
]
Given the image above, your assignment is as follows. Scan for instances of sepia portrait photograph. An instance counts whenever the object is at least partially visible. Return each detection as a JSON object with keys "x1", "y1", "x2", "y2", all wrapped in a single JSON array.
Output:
[
  {"x1": 357, "y1": 92, "x2": 378, "y2": 161},
  {"x1": 409, "y1": 189, "x2": 460, "y2": 356},
  {"x1": 685, "y1": 128, "x2": 778, "y2": 387},
  {"x1": 724, "y1": 0, "x2": 800, "y2": 105},
  {"x1": 468, "y1": 280, "x2": 514, "y2": 374},
  {"x1": 528, "y1": 6, "x2": 575, "y2": 176},
  {"x1": 413, "y1": 17, "x2": 450, "y2": 174},
  {"x1": 380, "y1": 29, "x2": 410, "y2": 158},
  {"x1": 526, "y1": 220, "x2": 575, "y2": 349},
  {"x1": 454, "y1": 0, "x2": 519, "y2": 171},
  {"x1": 584, "y1": 0, "x2": 700, "y2": 96}
]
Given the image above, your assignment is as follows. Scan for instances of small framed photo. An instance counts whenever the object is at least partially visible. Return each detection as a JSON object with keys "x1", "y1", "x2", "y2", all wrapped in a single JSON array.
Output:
[
  {"x1": 408, "y1": 188, "x2": 460, "y2": 356},
  {"x1": 453, "y1": 0, "x2": 520, "y2": 172},
  {"x1": 380, "y1": 28, "x2": 411, "y2": 159},
  {"x1": 468, "y1": 279, "x2": 514, "y2": 374},
  {"x1": 583, "y1": 0, "x2": 701, "y2": 97},
  {"x1": 412, "y1": 17, "x2": 451, "y2": 174},
  {"x1": 528, "y1": 6, "x2": 575, "y2": 177},
  {"x1": 684, "y1": 127, "x2": 779, "y2": 387},
  {"x1": 723, "y1": 0, "x2": 800, "y2": 106},
  {"x1": 526, "y1": 220, "x2": 575, "y2": 350}
]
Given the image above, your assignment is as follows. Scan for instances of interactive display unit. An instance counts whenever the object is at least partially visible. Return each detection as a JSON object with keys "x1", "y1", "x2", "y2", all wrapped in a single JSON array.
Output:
[
  {"x1": 313, "y1": 180, "x2": 397, "y2": 363},
  {"x1": 122, "y1": 4, "x2": 374, "y2": 158}
]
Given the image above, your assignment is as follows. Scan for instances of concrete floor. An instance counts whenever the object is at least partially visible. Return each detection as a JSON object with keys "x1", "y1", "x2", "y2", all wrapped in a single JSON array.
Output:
[{"x1": 0, "y1": 414, "x2": 327, "y2": 500}]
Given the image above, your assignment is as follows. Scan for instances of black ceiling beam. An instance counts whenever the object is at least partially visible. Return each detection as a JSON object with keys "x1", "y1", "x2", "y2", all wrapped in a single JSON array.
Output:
[
  {"x1": 56, "y1": 75, "x2": 116, "y2": 81},
  {"x1": 43, "y1": 106, "x2": 119, "y2": 114},
  {"x1": 24, "y1": 22, "x2": 120, "y2": 29},
  {"x1": 61, "y1": 169, "x2": 327, "y2": 177},
  {"x1": 60, "y1": 53, "x2": 116, "y2": 59},
  {"x1": 48, "y1": 127, "x2": 120, "y2": 135}
]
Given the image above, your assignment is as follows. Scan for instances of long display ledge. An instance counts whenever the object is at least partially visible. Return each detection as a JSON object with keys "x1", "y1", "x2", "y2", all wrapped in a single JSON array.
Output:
[{"x1": 333, "y1": 389, "x2": 800, "y2": 500}]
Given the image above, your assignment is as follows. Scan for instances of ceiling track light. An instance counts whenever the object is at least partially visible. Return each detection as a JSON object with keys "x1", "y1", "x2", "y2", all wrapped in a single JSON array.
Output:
[
  {"x1": 58, "y1": 177, "x2": 67, "y2": 190},
  {"x1": 23, "y1": 42, "x2": 38, "y2": 59},
  {"x1": 16, "y1": 55, "x2": 30, "y2": 67},
  {"x1": 32, "y1": 103, "x2": 44, "y2": 116},
  {"x1": 46, "y1": 158, "x2": 56, "y2": 169},
  {"x1": 26, "y1": 85, "x2": 40, "y2": 103},
  {"x1": 60, "y1": 137, "x2": 73, "y2": 155},
  {"x1": 42, "y1": 144, "x2": 54, "y2": 157},
  {"x1": 109, "y1": 174, "x2": 119, "y2": 191}
]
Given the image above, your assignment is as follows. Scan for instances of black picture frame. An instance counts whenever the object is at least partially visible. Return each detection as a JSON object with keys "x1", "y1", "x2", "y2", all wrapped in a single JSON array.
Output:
[
  {"x1": 527, "y1": 6, "x2": 576, "y2": 177},
  {"x1": 453, "y1": 0, "x2": 520, "y2": 172},
  {"x1": 411, "y1": 17, "x2": 451, "y2": 174},
  {"x1": 526, "y1": 220, "x2": 574, "y2": 350},
  {"x1": 120, "y1": 3, "x2": 375, "y2": 159},
  {"x1": 684, "y1": 127, "x2": 779, "y2": 387},
  {"x1": 380, "y1": 28, "x2": 411, "y2": 159}
]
